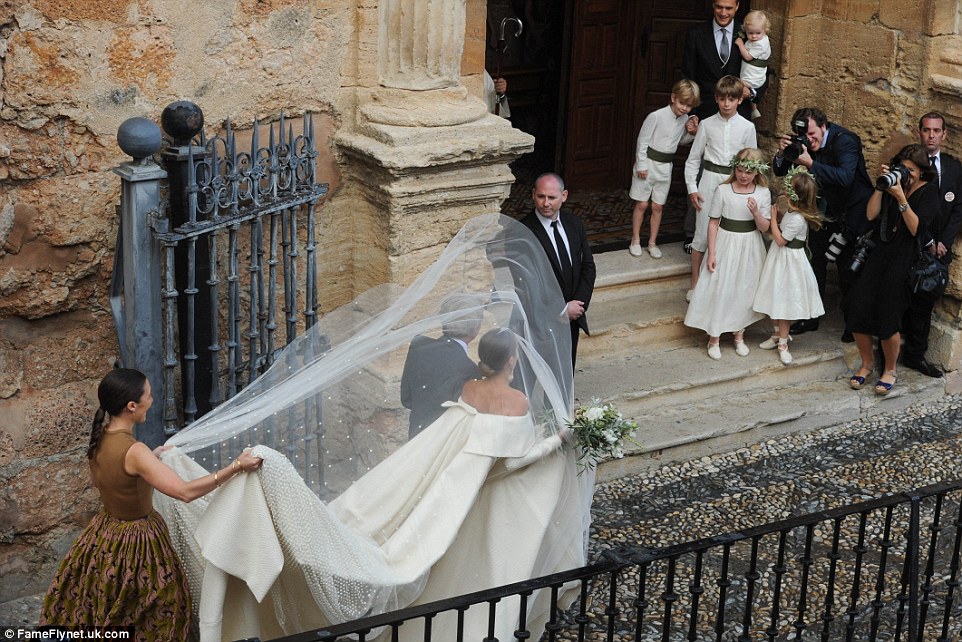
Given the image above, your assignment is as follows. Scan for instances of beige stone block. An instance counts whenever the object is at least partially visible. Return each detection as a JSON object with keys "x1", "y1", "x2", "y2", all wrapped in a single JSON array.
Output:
[
  {"x1": 106, "y1": 26, "x2": 175, "y2": 92},
  {"x1": 0, "y1": 453, "x2": 99, "y2": 549},
  {"x1": 785, "y1": 0, "x2": 822, "y2": 18},
  {"x1": 880, "y1": 0, "x2": 926, "y2": 33},
  {"x1": 926, "y1": 0, "x2": 956, "y2": 36},
  {"x1": 822, "y1": 0, "x2": 878, "y2": 22}
]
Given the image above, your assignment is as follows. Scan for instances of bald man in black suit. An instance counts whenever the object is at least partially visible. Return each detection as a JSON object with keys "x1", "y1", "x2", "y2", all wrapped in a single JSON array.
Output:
[{"x1": 520, "y1": 173, "x2": 596, "y2": 367}]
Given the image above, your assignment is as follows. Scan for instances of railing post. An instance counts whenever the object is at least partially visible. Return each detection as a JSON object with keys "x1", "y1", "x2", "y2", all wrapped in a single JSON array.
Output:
[
  {"x1": 112, "y1": 117, "x2": 167, "y2": 448},
  {"x1": 907, "y1": 495, "x2": 921, "y2": 642},
  {"x1": 160, "y1": 101, "x2": 214, "y2": 421}
]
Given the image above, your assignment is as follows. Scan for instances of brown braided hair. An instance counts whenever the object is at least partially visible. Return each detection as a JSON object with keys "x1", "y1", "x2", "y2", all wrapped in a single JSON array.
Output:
[{"x1": 86, "y1": 368, "x2": 147, "y2": 459}]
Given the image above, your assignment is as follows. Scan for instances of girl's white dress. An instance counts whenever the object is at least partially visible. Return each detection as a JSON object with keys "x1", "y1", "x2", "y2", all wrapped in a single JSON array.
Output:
[
  {"x1": 753, "y1": 210, "x2": 825, "y2": 321},
  {"x1": 684, "y1": 183, "x2": 770, "y2": 336}
]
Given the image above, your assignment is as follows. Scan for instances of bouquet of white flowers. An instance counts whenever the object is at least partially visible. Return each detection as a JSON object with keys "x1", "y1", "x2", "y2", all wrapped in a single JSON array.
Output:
[{"x1": 568, "y1": 398, "x2": 639, "y2": 471}]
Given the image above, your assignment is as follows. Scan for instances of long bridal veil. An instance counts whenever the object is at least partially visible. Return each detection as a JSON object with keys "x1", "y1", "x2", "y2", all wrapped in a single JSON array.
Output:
[{"x1": 155, "y1": 214, "x2": 594, "y2": 641}]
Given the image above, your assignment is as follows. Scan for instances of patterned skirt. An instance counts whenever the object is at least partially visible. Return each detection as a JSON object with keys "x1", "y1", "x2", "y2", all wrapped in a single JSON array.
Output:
[{"x1": 39, "y1": 510, "x2": 194, "y2": 642}]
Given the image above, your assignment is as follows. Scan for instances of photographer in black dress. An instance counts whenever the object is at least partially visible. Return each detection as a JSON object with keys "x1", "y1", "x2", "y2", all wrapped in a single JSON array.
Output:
[
  {"x1": 772, "y1": 107, "x2": 874, "y2": 338},
  {"x1": 845, "y1": 144, "x2": 940, "y2": 396}
]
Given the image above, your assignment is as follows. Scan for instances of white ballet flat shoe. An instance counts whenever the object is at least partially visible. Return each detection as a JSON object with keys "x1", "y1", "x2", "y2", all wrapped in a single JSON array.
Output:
[
  {"x1": 628, "y1": 243, "x2": 643, "y2": 257},
  {"x1": 778, "y1": 339, "x2": 793, "y2": 365},
  {"x1": 759, "y1": 334, "x2": 791, "y2": 350},
  {"x1": 707, "y1": 341, "x2": 721, "y2": 360},
  {"x1": 686, "y1": 289, "x2": 694, "y2": 303},
  {"x1": 734, "y1": 339, "x2": 750, "y2": 357},
  {"x1": 647, "y1": 244, "x2": 663, "y2": 259}
]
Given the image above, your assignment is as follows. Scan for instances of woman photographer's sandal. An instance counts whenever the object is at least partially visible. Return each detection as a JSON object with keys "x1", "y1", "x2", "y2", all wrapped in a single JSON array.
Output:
[
  {"x1": 849, "y1": 363, "x2": 873, "y2": 390},
  {"x1": 875, "y1": 370, "x2": 897, "y2": 396}
]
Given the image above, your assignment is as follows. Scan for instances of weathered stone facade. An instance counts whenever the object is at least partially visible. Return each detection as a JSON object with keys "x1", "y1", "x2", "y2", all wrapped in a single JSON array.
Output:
[{"x1": 3, "y1": 0, "x2": 962, "y2": 607}]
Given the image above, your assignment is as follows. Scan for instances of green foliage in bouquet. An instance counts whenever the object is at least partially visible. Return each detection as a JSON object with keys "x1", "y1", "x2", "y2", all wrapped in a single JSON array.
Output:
[{"x1": 569, "y1": 398, "x2": 640, "y2": 471}]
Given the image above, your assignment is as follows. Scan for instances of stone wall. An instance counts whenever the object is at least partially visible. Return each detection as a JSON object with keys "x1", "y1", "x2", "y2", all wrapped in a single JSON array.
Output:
[{"x1": 0, "y1": 0, "x2": 518, "y2": 602}]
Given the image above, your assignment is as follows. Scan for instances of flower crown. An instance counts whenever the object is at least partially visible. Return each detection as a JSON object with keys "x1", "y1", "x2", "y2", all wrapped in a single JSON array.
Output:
[
  {"x1": 729, "y1": 156, "x2": 770, "y2": 174},
  {"x1": 783, "y1": 165, "x2": 810, "y2": 203}
]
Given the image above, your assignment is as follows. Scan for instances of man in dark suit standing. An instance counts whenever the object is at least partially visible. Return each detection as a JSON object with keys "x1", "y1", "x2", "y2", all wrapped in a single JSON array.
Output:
[
  {"x1": 680, "y1": 1, "x2": 750, "y2": 250},
  {"x1": 772, "y1": 106, "x2": 874, "y2": 337},
  {"x1": 400, "y1": 295, "x2": 483, "y2": 438},
  {"x1": 521, "y1": 173, "x2": 596, "y2": 367},
  {"x1": 901, "y1": 112, "x2": 962, "y2": 377}
]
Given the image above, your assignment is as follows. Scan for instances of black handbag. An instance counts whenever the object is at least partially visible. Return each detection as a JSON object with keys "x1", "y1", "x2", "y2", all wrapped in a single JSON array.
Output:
[{"x1": 908, "y1": 242, "x2": 948, "y2": 298}]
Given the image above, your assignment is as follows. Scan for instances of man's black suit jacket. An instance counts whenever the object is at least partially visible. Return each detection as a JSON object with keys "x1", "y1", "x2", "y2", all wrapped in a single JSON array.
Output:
[
  {"x1": 774, "y1": 122, "x2": 874, "y2": 234},
  {"x1": 932, "y1": 152, "x2": 962, "y2": 261},
  {"x1": 682, "y1": 20, "x2": 745, "y2": 120},
  {"x1": 520, "y1": 210, "x2": 596, "y2": 336},
  {"x1": 400, "y1": 334, "x2": 479, "y2": 438}
]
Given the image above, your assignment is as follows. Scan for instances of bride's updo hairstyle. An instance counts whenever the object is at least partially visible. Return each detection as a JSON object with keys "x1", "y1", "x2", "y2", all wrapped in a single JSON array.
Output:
[
  {"x1": 478, "y1": 327, "x2": 518, "y2": 377},
  {"x1": 87, "y1": 368, "x2": 147, "y2": 458}
]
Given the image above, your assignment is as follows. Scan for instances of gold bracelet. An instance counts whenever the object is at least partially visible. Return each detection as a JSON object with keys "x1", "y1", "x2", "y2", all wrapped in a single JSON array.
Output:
[
  {"x1": 214, "y1": 471, "x2": 219, "y2": 488},
  {"x1": 232, "y1": 459, "x2": 239, "y2": 473}
]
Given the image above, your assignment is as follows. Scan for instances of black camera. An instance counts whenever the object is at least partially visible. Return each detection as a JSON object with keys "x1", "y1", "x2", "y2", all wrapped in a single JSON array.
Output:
[
  {"x1": 782, "y1": 118, "x2": 810, "y2": 163},
  {"x1": 875, "y1": 163, "x2": 911, "y2": 190},
  {"x1": 825, "y1": 230, "x2": 851, "y2": 263},
  {"x1": 849, "y1": 234, "x2": 875, "y2": 274}
]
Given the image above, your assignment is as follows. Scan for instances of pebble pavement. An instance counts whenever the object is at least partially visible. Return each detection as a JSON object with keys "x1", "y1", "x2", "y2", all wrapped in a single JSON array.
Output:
[{"x1": 5, "y1": 395, "x2": 962, "y2": 638}]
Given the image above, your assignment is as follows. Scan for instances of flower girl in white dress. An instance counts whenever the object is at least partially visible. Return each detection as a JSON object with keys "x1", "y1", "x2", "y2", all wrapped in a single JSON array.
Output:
[
  {"x1": 684, "y1": 148, "x2": 771, "y2": 359},
  {"x1": 753, "y1": 167, "x2": 825, "y2": 365}
]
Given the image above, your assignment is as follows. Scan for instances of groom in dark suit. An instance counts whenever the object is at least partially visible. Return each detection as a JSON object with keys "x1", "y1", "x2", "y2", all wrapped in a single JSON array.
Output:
[
  {"x1": 680, "y1": 1, "x2": 749, "y2": 249},
  {"x1": 400, "y1": 296, "x2": 483, "y2": 438},
  {"x1": 521, "y1": 173, "x2": 596, "y2": 367},
  {"x1": 682, "y1": 0, "x2": 749, "y2": 121},
  {"x1": 901, "y1": 112, "x2": 962, "y2": 377}
]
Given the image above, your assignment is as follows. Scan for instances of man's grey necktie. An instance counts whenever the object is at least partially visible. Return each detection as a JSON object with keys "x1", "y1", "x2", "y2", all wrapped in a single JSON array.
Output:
[{"x1": 719, "y1": 28, "x2": 730, "y2": 64}]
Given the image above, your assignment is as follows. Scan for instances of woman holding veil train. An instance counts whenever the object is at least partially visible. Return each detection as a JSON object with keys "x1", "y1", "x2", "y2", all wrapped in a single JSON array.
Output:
[{"x1": 154, "y1": 214, "x2": 594, "y2": 642}]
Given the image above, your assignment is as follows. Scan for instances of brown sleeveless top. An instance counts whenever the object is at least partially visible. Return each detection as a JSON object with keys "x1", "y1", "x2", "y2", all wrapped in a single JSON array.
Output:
[{"x1": 89, "y1": 431, "x2": 153, "y2": 520}]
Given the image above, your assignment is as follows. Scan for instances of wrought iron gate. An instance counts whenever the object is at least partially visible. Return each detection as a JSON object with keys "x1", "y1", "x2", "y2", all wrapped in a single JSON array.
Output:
[{"x1": 111, "y1": 102, "x2": 328, "y2": 445}]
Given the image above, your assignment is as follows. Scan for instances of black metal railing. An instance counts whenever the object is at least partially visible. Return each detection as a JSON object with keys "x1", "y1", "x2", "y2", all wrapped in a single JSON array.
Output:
[{"x1": 253, "y1": 478, "x2": 962, "y2": 642}]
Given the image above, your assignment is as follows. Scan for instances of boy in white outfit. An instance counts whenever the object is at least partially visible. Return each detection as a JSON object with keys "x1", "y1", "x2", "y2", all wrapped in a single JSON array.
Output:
[
  {"x1": 628, "y1": 79, "x2": 700, "y2": 258},
  {"x1": 684, "y1": 75, "x2": 757, "y2": 298},
  {"x1": 734, "y1": 10, "x2": 771, "y2": 121}
]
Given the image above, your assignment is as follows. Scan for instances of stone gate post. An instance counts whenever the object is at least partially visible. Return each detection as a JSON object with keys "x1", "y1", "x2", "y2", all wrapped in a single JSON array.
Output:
[{"x1": 112, "y1": 117, "x2": 166, "y2": 447}]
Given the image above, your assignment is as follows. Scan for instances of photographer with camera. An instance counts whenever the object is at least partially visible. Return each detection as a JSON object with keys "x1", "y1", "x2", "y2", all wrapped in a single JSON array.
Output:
[
  {"x1": 900, "y1": 112, "x2": 962, "y2": 378},
  {"x1": 844, "y1": 144, "x2": 940, "y2": 396},
  {"x1": 772, "y1": 107, "x2": 874, "y2": 338}
]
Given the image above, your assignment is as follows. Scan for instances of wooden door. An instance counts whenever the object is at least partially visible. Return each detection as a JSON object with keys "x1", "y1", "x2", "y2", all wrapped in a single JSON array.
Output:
[
  {"x1": 560, "y1": 0, "x2": 635, "y2": 190},
  {"x1": 562, "y1": 1, "x2": 716, "y2": 193}
]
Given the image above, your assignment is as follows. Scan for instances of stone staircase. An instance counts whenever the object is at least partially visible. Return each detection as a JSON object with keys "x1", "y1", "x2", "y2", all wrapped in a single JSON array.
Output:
[{"x1": 576, "y1": 241, "x2": 946, "y2": 482}]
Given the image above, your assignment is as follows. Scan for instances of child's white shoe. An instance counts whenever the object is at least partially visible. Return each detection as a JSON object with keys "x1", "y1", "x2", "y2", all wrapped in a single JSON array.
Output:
[
  {"x1": 686, "y1": 289, "x2": 694, "y2": 303},
  {"x1": 778, "y1": 338, "x2": 793, "y2": 365},
  {"x1": 759, "y1": 334, "x2": 790, "y2": 350},
  {"x1": 707, "y1": 341, "x2": 721, "y2": 360},
  {"x1": 647, "y1": 244, "x2": 663, "y2": 259},
  {"x1": 628, "y1": 243, "x2": 643, "y2": 257},
  {"x1": 734, "y1": 339, "x2": 750, "y2": 357}
]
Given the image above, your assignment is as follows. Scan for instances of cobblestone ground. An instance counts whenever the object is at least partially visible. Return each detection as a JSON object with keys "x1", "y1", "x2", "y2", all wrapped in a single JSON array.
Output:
[
  {"x1": 564, "y1": 394, "x2": 962, "y2": 641},
  {"x1": 5, "y1": 396, "x2": 962, "y2": 640}
]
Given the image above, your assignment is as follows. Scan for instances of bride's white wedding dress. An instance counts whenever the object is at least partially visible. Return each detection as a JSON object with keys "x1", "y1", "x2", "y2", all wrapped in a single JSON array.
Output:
[{"x1": 154, "y1": 214, "x2": 593, "y2": 642}]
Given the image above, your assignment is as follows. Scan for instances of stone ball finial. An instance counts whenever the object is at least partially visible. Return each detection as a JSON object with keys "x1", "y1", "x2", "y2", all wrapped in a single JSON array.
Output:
[
  {"x1": 117, "y1": 117, "x2": 163, "y2": 161},
  {"x1": 161, "y1": 101, "x2": 204, "y2": 146}
]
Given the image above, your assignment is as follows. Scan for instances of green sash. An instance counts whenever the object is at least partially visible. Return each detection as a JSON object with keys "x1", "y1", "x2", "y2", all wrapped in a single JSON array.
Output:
[
  {"x1": 719, "y1": 217, "x2": 757, "y2": 233},
  {"x1": 746, "y1": 58, "x2": 769, "y2": 68},
  {"x1": 702, "y1": 160, "x2": 732, "y2": 175},
  {"x1": 646, "y1": 147, "x2": 675, "y2": 163},
  {"x1": 786, "y1": 238, "x2": 806, "y2": 249}
]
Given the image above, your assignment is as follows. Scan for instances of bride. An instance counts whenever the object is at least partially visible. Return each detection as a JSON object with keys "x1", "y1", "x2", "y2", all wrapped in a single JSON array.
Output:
[{"x1": 154, "y1": 214, "x2": 594, "y2": 642}]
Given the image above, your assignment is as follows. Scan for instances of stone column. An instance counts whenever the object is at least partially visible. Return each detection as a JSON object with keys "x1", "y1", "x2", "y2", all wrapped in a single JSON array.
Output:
[
  {"x1": 331, "y1": 0, "x2": 534, "y2": 294},
  {"x1": 378, "y1": 0, "x2": 465, "y2": 91}
]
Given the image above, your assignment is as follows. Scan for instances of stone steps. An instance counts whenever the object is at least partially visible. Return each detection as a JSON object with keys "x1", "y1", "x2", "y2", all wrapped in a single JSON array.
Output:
[{"x1": 577, "y1": 242, "x2": 946, "y2": 482}]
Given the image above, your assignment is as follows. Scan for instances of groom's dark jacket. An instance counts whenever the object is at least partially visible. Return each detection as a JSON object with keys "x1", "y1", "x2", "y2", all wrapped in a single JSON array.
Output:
[{"x1": 400, "y1": 334, "x2": 479, "y2": 439}]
